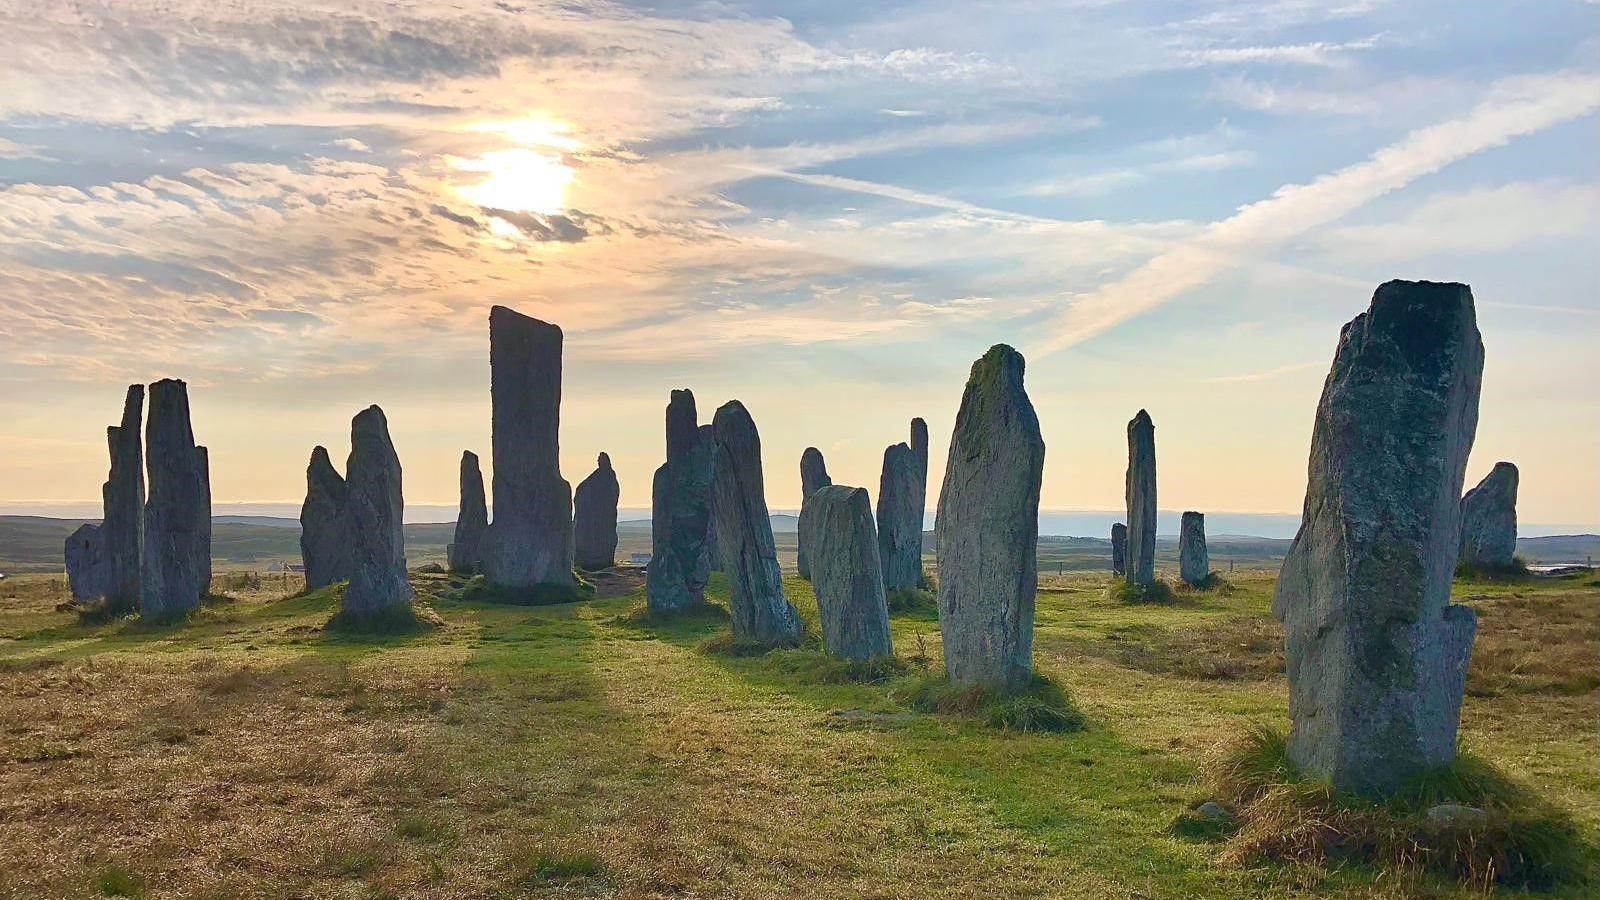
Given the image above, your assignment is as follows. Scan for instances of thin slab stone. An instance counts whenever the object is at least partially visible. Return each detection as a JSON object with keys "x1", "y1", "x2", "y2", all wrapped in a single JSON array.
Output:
[
  {"x1": 1459, "y1": 462, "x2": 1518, "y2": 569},
  {"x1": 1179, "y1": 511, "x2": 1208, "y2": 586},
  {"x1": 876, "y1": 441, "x2": 922, "y2": 593},
  {"x1": 341, "y1": 405, "x2": 413, "y2": 619},
  {"x1": 1124, "y1": 409, "x2": 1156, "y2": 584},
  {"x1": 574, "y1": 452, "x2": 620, "y2": 571},
  {"x1": 448, "y1": 450, "x2": 487, "y2": 574},
  {"x1": 141, "y1": 379, "x2": 211, "y2": 620},
  {"x1": 1111, "y1": 522, "x2": 1127, "y2": 576},
  {"x1": 796, "y1": 446, "x2": 832, "y2": 579},
  {"x1": 800, "y1": 485, "x2": 893, "y2": 661},
  {"x1": 647, "y1": 391, "x2": 714, "y2": 611},
  {"x1": 300, "y1": 445, "x2": 351, "y2": 590},
  {"x1": 711, "y1": 400, "x2": 805, "y2": 647}
]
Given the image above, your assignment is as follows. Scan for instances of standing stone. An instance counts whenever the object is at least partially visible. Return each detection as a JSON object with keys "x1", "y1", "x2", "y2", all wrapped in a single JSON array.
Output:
[
  {"x1": 698, "y1": 424, "x2": 721, "y2": 574},
  {"x1": 1459, "y1": 462, "x2": 1518, "y2": 569},
  {"x1": 1124, "y1": 410, "x2": 1157, "y2": 584},
  {"x1": 800, "y1": 485, "x2": 893, "y2": 661},
  {"x1": 1111, "y1": 522, "x2": 1127, "y2": 576},
  {"x1": 65, "y1": 524, "x2": 108, "y2": 603},
  {"x1": 341, "y1": 405, "x2": 413, "y2": 620},
  {"x1": 876, "y1": 442, "x2": 922, "y2": 592},
  {"x1": 574, "y1": 453, "x2": 620, "y2": 571},
  {"x1": 101, "y1": 385, "x2": 145, "y2": 615},
  {"x1": 712, "y1": 401, "x2": 805, "y2": 647},
  {"x1": 1273, "y1": 280, "x2": 1483, "y2": 797},
  {"x1": 910, "y1": 417, "x2": 930, "y2": 514},
  {"x1": 705, "y1": 513, "x2": 721, "y2": 574},
  {"x1": 1179, "y1": 512, "x2": 1209, "y2": 586},
  {"x1": 448, "y1": 450, "x2": 487, "y2": 574},
  {"x1": 300, "y1": 446, "x2": 351, "y2": 590},
  {"x1": 796, "y1": 447, "x2": 832, "y2": 579},
  {"x1": 647, "y1": 391, "x2": 714, "y2": 611},
  {"x1": 935, "y1": 345, "x2": 1044, "y2": 691},
  {"x1": 141, "y1": 379, "x2": 211, "y2": 620},
  {"x1": 480, "y1": 305, "x2": 574, "y2": 592}
]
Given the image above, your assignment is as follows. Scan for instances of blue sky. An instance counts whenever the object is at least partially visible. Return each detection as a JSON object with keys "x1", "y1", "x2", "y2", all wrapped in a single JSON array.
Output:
[{"x1": 0, "y1": 0, "x2": 1595, "y2": 528}]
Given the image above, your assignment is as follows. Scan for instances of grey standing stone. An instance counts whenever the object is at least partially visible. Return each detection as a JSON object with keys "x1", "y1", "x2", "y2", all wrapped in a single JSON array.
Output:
[
  {"x1": 481, "y1": 305, "x2": 575, "y2": 591},
  {"x1": 705, "y1": 513, "x2": 721, "y2": 574},
  {"x1": 574, "y1": 452, "x2": 620, "y2": 571},
  {"x1": 935, "y1": 345, "x2": 1044, "y2": 691},
  {"x1": 1273, "y1": 280, "x2": 1483, "y2": 797},
  {"x1": 1459, "y1": 462, "x2": 1518, "y2": 569},
  {"x1": 341, "y1": 405, "x2": 413, "y2": 619},
  {"x1": 796, "y1": 447, "x2": 832, "y2": 579},
  {"x1": 300, "y1": 446, "x2": 351, "y2": 590},
  {"x1": 698, "y1": 424, "x2": 721, "y2": 574},
  {"x1": 448, "y1": 450, "x2": 487, "y2": 574},
  {"x1": 1179, "y1": 512, "x2": 1209, "y2": 586},
  {"x1": 910, "y1": 417, "x2": 929, "y2": 514},
  {"x1": 712, "y1": 400, "x2": 805, "y2": 647},
  {"x1": 876, "y1": 442, "x2": 922, "y2": 592},
  {"x1": 141, "y1": 379, "x2": 211, "y2": 620},
  {"x1": 101, "y1": 385, "x2": 145, "y2": 615},
  {"x1": 1125, "y1": 409, "x2": 1156, "y2": 584},
  {"x1": 1111, "y1": 522, "x2": 1127, "y2": 576},
  {"x1": 647, "y1": 391, "x2": 714, "y2": 611},
  {"x1": 800, "y1": 485, "x2": 893, "y2": 661},
  {"x1": 65, "y1": 524, "x2": 108, "y2": 603}
]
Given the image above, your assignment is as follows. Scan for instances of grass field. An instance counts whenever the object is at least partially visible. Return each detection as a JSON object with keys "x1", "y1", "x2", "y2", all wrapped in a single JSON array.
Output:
[{"x1": 0, "y1": 566, "x2": 1594, "y2": 899}]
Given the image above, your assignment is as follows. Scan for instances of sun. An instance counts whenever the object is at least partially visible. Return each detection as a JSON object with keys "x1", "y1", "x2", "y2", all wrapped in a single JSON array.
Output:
[{"x1": 450, "y1": 116, "x2": 581, "y2": 216}]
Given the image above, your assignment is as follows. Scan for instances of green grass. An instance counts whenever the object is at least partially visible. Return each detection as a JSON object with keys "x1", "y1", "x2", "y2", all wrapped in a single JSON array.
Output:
[
  {"x1": 900, "y1": 671, "x2": 1087, "y2": 733},
  {"x1": 88, "y1": 861, "x2": 144, "y2": 898},
  {"x1": 885, "y1": 586, "x2": 938, "y2": 616},
  {"x1": 1107, "y1": 576, "x2": 1179, "y2": 604},
  {"x1": 0, "y1": 566, "x2": 1593, "y2": 897},
  {"x1": 451, "y1": 572, "x2": 596, "y2": 606}
]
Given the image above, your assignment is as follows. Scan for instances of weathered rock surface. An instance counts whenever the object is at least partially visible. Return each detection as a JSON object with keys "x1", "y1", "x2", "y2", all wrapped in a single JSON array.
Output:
[
  {"x1": 1273, "y1": 280, "x2": 1483, "y2": 797},
  {"x1": 698, "y1": 424, "x2": 721, "y2": 574},
  {"x1": 574, "y1": 452, "x2": 620, "y2": 571},
  {"x1": 876, "y1": 441, "x2": 922, "y2": 592},
  {"x1": 1459, "y1": 462, "x2": 1518, "y2": 568},
  {"x1": 935, "y1": 345, "x2": 1044, "y2": 691},
  {"x1": 481, "y1": 305, "x2": 574, "y2": 591},
  {"x1": 141, "y1": 379, "x2": 210, "y2": 620},
  {"x1": 341, "y1": 405, "x2": 413, "y2": 619},
  {"x1": 800, "y1": 485, "x2": 893, "y2": 661},
  {"x1": 1125, "y1": 409, "x2": 1156, "y2": 584},
  {"x1": 712, "y1": 400, "x2": 805, "y2": 647},
  {"x1": 1111, "y1": 522, "x2": 1127, "y2": 576},
  {"x1": 300, "y1": 445, "x2": 351, "y2": 589},
  {"x1": 647, "y1": 391, "x2": 714, "y2": 611},
  {"x1": 101, "y1": 385, "x2": 145, "y2": 614},
  {"x1": 910, "y1": 417, "x2": 929, "y2": 515},
  {"x1": 705, "y1": 512, "x2": 721, "y2": 573},
  {"x1": 65, "y1": 524, "x2": 108, "y2": 602},
  {"x1": 1179, "y1": 511, "x2": 1209, "y2": 586},
  {"x1": 448, "y1": 450, "x2": 487, "y2": 574},
  {"x1": 796, "y1": 447, "x2": 832, "y2": 579}
]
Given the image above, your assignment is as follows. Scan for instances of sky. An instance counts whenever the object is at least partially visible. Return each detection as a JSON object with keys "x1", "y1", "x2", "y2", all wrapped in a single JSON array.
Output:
[{"x1": 0, "y1": 0, "x2": 1596, "y2": 531}]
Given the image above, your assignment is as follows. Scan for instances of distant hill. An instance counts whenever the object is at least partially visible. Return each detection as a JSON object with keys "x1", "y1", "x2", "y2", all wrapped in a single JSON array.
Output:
[{"x1": 2, "y1": 515, "x2": 1594, "y2": 574}]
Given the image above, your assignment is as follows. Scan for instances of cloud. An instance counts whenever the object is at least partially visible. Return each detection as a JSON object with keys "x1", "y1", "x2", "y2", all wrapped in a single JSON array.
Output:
[
  {"x1": 332, "y1": 138, "x2": 371, "y2": 152},
  {"x1": 1207, "y1": 360, "x2": 1323, "y2": 383},
  {"x1": 1315, "y1": 180, "x2": 1600, "y2": 260},
  {"x1": 1033, "y1": 69, "x2": 1600, "y2": 356},
  {"x1": 1022, "y1": 150, "x2": 1257, "y2": 197}
]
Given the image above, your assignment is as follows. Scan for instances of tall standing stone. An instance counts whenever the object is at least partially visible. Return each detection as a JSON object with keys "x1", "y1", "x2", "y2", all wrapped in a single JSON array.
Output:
[
  {"x1": 800, "y1": 485, "x2": 893, "y2": 661},
  {"x1": 1459, "y1": 462, "x2": 1518, "y2": 569},
  {"x1": 1179, "y1": 512, "x2": 1209, "y2": 586},
  {"x1": 796, "y1": 447, "x2": 832, "y2": 579},
  {"x1": 1124, "y1": 410, "x2": 1157, "y2": 584},
  {"x1": 1273, "y1": 280, "x2": 1483, "y2": 797},
  {"x1": 698, "y1": 424, "x2": 721, "y2": 574},
  {"x1": 101, "y1": 385, "x2": 145, "y2": 615},
  {"x1": 481, "y1": 305, "x2": 574, "y2": 592},
  {"x1": 647, "y1": 391, "x2": 714, "y2": 611},
  {"x1": 712, "y1": 401, "x2": 805, "y2": 647},
  {"x1": 141, "y1": 379, "x2": 211, "y2": 620},
  {"x1": 574, "y1": 453, "x2": 620, "y2": 571},
  {"x1": 448, "y1": 450, "x2": 487, "y2": 574},
  {"x1": 300, "y1": 446, "x2": 351, "y2": 590},
  {"x1": 876, "y1": 442, "x2": 922, "y2": 592},
  {"x1": 935, "y1": 345, "x2": 1044, "y2": 691},
  {"x1": 65, "y1": 524, "x2": 108, "y2": 603},
  {"x1": 341, "y1": 405, "x2": 413, "y2": 620},
  {"x1": 1111, "y1": 522, "x2": 1127, "y2": 576},
  {"x1": 910, "y1": 417, "x2": 929, "y2": 517}
]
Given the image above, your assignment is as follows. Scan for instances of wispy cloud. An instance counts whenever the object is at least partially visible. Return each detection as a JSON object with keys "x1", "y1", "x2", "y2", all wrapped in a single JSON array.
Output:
[
  {"x1": 1207, "y1": 360, "x2": 1323, "y2": 383},
  {"x1": 1034, "y1": 69, "x2": 1600, "y2": 356}
]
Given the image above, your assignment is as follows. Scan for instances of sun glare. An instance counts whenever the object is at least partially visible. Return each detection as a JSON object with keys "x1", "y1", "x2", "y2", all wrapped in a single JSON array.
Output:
[{"x1": 451, "y1": 116, "x2": 580, "y2": 216}]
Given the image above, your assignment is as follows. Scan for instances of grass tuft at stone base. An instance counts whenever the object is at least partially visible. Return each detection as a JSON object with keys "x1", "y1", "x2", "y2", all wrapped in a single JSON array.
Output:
[
  {"x1": 454, "y1": 572, "x2": 596, "y2": 606},
  {"x1": 324, "y1": 601, "x2": 441, "y2": 635},
  {"x1": 899, "y1": 671, "x2": 1087, "y2": 733},
  {"x1": 1455, "y1": 556, "x2": 1533, "y2": 581},
  {"x1": 885, "y1": 586, "x2": 938, "y2": 616},
  {"x1": 1199, "y1": 724, "x2": 1594, "y2": 890},
  {"x1": 1108, "y1": 577, "x2": 1177, "y2": 604}
]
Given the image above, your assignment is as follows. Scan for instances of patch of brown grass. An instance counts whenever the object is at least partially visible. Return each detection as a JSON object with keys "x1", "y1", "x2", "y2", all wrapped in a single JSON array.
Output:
[{"x1": 1463, "y1": 587, "x2": 1599, "y2": 697}]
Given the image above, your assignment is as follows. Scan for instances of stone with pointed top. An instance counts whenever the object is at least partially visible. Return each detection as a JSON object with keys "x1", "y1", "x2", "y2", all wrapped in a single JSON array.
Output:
[
  {"x1": 876, "y1": 442, "x2": 922, "y2": 592},
  {"x1": 796, "y1": 447, "x2": 832, "y2": 579},
  {"x1": 1459, "y1": 462, "x2": 1518, "y2": 569},
  {"x1": 101, "y1": 385, "x2": 146, "y2": 615},
  {"x1": 448, "y1": 450, "x2": 487, "y2": 574},
  {"x1": 712, "y1": 400, "x2": 805, "y2": 647},
  {"x1": 935, "y1": 345, "x2": 1044, "y2": 691},
  {"x1": 1273, "y1": 280, "x2": 1483, "y2": 797},
  {"x1": 300, "y1": 445, "x2": 351, "y2": 589},
  {"x1": 341, "y1": 405, "x2": 413, "y2": 619},
  {"x1": 800, "y1": 485, "x2": 893, "y2": 661},
  {"x1": 575, "y1": 452, "x2": 620, "y2": 571},
  {"x1": 647, "y1": 391, "x2": 714, "y2": 611}
]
